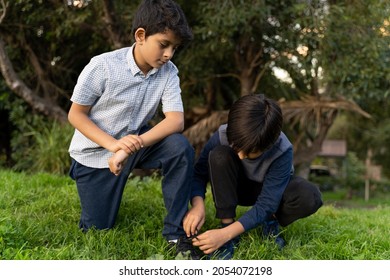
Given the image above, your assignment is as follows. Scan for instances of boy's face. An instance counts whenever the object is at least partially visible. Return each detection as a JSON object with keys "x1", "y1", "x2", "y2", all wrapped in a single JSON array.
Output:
[
  {"x1": 238, "y1": 150, "x2": 262, "y2": 160},
  {"x1": 134, "y1": 28, "x2": 181, "y2": 74}
]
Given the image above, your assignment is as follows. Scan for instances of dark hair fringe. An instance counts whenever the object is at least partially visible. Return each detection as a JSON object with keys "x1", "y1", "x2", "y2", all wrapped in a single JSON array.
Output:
[
  {"x1": 227, "y1": 94, "x2": 283, "y2": 154},
  {"x1": 131, "y1": 0, "x2": 193, "y2": 45}
]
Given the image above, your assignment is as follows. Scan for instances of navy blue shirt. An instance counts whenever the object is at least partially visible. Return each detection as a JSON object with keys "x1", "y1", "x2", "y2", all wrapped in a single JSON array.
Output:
[{"x1": 191, "y1": 124, "x2": 294, "y2": 231}]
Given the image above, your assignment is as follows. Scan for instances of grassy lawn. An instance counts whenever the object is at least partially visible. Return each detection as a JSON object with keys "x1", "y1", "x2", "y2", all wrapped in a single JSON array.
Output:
[{"x1": 0, "y1": 169, "x2": 389, "y2": 260}]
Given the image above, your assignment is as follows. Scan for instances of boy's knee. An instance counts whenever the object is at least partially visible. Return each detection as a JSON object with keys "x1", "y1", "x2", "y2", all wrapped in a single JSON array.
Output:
[
  {"x1": 290, "y1": 177, "x2": 323, "y2": 211},
  {"x1": 278, "y1": 177, "x2": 323, "y2": 226},
  {"x1": 166, "y1": 133, "x2": 194, "y2": 158},
  {"x1": 209, "y1": 145, "x2": 236, "y2": 164}
]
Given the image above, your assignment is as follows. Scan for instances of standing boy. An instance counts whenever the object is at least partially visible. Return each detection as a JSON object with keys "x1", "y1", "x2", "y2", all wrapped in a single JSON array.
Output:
[
  {"x1": 68, "y1": 0, "x2": 201, "y2": 259},
  {"x1": 184, "y1": 94, "x2": 323, "y2": 259}
]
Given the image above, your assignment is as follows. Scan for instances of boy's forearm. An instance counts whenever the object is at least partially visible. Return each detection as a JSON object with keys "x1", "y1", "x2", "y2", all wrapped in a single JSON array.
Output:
[
  {"x1": 223, "y1": 221, "x2": 245, "y2": 242},
  {"x1": 114, "y1": 149, "x2": 129, "y2": 162},
  {"x1": 139, "y1": 111, "x2": 184, "y2": 147},
  {"x1": 68, "y1": 104, "x2": 118, "y2": 152}
]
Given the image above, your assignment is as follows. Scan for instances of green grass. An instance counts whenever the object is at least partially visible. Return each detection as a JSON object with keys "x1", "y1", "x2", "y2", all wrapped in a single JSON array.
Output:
[{"x1": 0, "y1": 169, "x2": 389, "y2": 260}]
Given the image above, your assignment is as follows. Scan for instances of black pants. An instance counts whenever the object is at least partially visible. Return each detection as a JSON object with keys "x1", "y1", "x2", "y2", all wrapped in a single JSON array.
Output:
[{"x1": 209, "y1": 145, "x2": 323, "y2": 227}]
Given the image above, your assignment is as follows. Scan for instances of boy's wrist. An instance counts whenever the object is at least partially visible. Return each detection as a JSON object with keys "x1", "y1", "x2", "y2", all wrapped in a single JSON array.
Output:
[
  {"x1": 191, "y1": 196, "x2": 204, "y2": 207},
  {"x1": 107, "y1": 139, "x2": 121, "y2": 153}
]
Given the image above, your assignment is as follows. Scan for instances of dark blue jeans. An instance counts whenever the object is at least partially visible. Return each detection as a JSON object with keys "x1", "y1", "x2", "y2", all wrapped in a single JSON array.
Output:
[{"x1": 69, "y1": 133, "x2": 194, "y2": 241}]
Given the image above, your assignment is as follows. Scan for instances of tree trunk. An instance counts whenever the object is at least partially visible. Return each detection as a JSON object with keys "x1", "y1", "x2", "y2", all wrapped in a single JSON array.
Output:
[
  {"x1": 293, "y1": 110, "x2": 338, "y2": 178},
  {"x1": 102, "y1": 0, "x2": 127, "y2": 48},
  {"x1": 183, "y1": 110, "x2": 228, "y2": 156}
]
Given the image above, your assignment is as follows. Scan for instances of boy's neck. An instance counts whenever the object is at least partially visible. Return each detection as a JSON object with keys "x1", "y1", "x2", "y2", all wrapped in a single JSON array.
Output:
[{"x1": 132, "y1": 44, "x2": 152, "y2": 75}]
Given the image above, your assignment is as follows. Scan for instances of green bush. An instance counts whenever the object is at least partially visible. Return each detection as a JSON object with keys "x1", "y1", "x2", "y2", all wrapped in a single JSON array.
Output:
[{"x1": 9, "y1": 101, "x2": 73, "y2": 175}]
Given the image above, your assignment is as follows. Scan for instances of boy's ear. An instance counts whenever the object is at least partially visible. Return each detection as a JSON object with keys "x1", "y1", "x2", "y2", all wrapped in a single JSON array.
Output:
[{"x1": 134, "y1": 28, "x2": 146, "y2": 44}]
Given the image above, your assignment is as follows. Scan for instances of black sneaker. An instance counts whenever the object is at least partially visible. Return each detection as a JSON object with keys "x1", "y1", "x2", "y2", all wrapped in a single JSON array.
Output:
[
  {"x1": 168, "y1": 236, "x2": 204, "y2": 260},
  {"x1": 207, "y1": 239, "x2": 235, "y2": 260},
  {"x1": 207, "y1": 222, "x2": 240, "y2": 260},
  {"x1": 262, "y1": 220, "x2": 286, "y2": 250}
]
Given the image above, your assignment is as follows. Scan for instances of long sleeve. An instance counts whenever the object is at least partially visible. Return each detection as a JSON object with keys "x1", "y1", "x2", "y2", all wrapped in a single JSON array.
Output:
[{"x1": 237, "y1": 147, "x2": 293, "y2": 231}]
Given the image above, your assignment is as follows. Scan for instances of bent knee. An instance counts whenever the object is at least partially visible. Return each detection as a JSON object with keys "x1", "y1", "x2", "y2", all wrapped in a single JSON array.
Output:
[
  {"x1": 286, "y1": 176, "x2": 323, "y2": 214},
  {"x1": 165, "y1": 133, "x2": 194, "y2": 157},
  {"x1": 296, "y1": 178, "x2": 323, "y2": 214}
]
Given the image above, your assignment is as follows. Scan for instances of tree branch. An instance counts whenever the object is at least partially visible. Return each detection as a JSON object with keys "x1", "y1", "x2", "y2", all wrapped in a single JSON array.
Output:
[
  {"x1": 0, "y1": 38, "x2": 67, "y2": 122},
  {"x1": 24, "y1": 40, "x2": 68, "y2": 100},
  {"x1": 251, "y1": 61, "x2": 271, "y2": 93},
  {"x1": 0, "y1": 0, "x2": 8, "y2": 23},
  {"x1": 102, "y1": 0, "x2": 126, "y2": 48}
]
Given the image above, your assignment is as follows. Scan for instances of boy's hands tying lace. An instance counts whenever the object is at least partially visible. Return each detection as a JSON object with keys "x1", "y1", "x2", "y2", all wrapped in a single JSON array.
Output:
[{"x1": 191, "y1": 229, "x2": 230, "y2": 254}]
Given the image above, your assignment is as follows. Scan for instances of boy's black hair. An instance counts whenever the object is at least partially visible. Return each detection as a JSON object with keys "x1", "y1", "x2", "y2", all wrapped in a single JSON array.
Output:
[
  {"x1": 227, "y1": 94, "x2": 283, "y2": 154},
  {"x1": 131, "y1": 0, "x2": 193, "y2": 45}
]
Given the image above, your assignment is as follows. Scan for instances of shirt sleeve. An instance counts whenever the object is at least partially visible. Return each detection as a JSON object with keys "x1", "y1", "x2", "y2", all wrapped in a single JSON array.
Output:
[
  {"x1": 161, "y1": 63, "x2": 184, "y2": 113},
  {"x1": 237, "y1": 147, "x2": 293, "y2": 231},
  {"x1": 71, "y1": 56, "x2": 107, "y2": 106},
  {"x1": 190, "y1": 130, "x2": 221, "y2": 199}
]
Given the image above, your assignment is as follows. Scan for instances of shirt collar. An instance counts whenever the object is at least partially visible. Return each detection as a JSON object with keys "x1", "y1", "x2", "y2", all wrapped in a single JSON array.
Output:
[{"x1": 127, "y1": 44, "x2": 159, "y2": 77}]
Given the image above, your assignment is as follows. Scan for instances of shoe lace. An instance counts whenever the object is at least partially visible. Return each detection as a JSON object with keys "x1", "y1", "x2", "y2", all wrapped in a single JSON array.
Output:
[{"x1": 176, "y1": 236, "x2": 202, "y2": 260}]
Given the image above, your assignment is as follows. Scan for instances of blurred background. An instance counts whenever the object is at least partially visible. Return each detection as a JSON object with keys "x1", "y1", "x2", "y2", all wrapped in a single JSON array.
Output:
[{"x1": 0, "y1": 0, "x2": 389, "y2": 202}]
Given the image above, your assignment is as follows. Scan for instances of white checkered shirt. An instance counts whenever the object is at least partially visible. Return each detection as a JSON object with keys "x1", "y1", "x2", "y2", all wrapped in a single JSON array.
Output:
[{"x1": 68, "y1": 44, "x2": 184, "y2": 168}]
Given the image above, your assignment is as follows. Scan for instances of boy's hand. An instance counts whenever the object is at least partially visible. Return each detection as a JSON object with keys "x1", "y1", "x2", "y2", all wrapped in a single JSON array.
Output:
[
  {"x1": 114, "y1": 134, "x2": 144, "y2": 154},
  {"x1": 183, "y1": 197, "x2": 205, "y2": 237},
  {"x1": 191, "y1": 228, "x2": 229, "y2": 254},
  {"x1": 108, "y1": 150, "x2": 129, "y2": 176},
  {"x1": 192, "y1": 221, "x2": 245, "y2": 254},
  {"x1": 108, "y1": 134, "x2": 144, "y2": 176}
]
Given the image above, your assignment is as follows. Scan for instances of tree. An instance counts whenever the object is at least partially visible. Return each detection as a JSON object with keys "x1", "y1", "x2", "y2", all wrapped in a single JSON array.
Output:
[
  {"x1": 180, "y1": 0, "x2": 378, "y2": 174},
  {"x1": 1, "y1": 0, "x2": 388, "y2": 177},
  {"x1": 267, "y1": 1, "x2": 378, "y2": 175},
  {"x1": 0, "y1": 0, "x2": 136, "y2": 121},
  {"x1": 321, "y1": 0, "x2": 390, "y2": 178}
]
